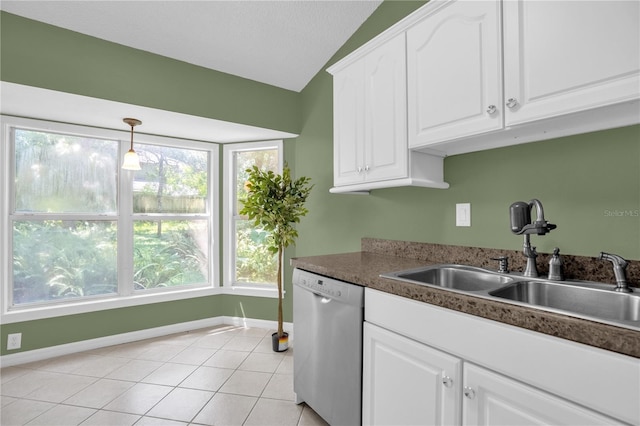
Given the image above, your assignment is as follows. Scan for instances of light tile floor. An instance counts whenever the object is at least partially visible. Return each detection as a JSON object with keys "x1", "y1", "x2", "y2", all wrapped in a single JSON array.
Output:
[{"x1": 1, "y1": 325, "x2": 329, "y2": 426}]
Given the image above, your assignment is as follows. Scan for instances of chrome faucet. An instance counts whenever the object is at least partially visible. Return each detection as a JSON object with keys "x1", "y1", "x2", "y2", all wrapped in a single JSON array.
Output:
[
  {"x1": 510, "y1": 199, "x2": 557, "y2": 278},
  {"x1": 599, "y1": 252, "x2": 632, "y2": 293}
]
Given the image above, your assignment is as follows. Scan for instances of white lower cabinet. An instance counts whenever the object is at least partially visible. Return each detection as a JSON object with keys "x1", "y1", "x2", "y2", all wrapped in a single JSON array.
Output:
[
  {"x1": 462, "y1": 363, "x2": 619, "y2": 426},
  {"x1": 362, "y1": 322, "x2": 621, "y2": 426},
  {"x1": 363, "y1": 322, "x2": 461, "y2": 425},
  {"x1": 363, "y1": 288, "x2": 638, "y2": 426}
]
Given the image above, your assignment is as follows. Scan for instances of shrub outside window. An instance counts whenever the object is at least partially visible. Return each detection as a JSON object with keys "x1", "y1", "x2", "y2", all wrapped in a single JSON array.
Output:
[{"x1": 11, "y1": 128, "x2": 119, "y2": 305}]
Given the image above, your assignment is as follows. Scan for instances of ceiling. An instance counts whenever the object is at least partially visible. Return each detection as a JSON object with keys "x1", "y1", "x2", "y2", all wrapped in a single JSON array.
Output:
[{"x1": 0, "y1": 0, "x2": 382, "y2": 93}]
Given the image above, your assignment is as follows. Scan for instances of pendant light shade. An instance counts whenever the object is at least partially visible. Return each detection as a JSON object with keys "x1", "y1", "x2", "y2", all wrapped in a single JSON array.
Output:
[{"x1": 122, "y1": 118, "x2": 142, "y2": 170}]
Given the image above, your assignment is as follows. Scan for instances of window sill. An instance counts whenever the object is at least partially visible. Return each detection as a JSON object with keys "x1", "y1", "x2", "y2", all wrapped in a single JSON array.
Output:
[
  {"x1": 219, "y1": 286, "x2": 281, "y2": 299},
  {"x1": 2, "y1": 286, "x2": 224, "y2": 325}
]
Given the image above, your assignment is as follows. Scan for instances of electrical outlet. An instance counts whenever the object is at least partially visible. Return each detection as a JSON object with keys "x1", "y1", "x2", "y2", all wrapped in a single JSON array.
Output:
[
  {"x1": 456, "y1": 203, "x2": 471, "y2": 227},
  {"x1": 7, "y1": 333, "x2": 22, "y2": 350}
]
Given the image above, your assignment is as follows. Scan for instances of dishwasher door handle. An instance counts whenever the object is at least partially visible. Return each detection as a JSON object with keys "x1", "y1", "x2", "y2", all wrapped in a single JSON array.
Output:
[
  {"x1": 312, "y1": 292, "x2": 333, "y2": 304},
  {"x1": 311, "y1": 291, "x2": 333, "y2": 304}
]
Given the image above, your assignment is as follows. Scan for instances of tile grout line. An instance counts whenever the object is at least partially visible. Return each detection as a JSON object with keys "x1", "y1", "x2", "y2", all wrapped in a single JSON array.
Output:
[{"x1": 2, "y1": 326, "x2": 315, "y2": 426}]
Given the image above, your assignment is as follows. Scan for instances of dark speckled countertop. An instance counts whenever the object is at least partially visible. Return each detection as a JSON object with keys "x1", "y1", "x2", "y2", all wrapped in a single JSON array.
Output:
[{"x1": 291, "y1": 239, "x2": 640, "y2": 358}]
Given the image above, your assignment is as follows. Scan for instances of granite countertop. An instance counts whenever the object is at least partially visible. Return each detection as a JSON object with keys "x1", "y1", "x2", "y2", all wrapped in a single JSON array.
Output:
[{"x1": 291, "y1": 250, "x2": 640, "y2": 358}]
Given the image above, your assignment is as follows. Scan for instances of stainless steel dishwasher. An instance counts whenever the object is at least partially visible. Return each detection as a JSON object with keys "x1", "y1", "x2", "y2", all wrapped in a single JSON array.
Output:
[{"x1": 293, "y1": 268, "x2": 364, "y2": 426}]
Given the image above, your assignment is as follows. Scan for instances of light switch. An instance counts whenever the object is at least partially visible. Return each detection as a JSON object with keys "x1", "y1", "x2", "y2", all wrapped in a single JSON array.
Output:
[{"x1": 456, "y1": 203, "x2": 471, "y2": 227}]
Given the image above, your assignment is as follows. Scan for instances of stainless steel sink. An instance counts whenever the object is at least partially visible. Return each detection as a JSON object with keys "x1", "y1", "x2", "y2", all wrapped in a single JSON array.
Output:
[
  {"x1": 382, "y1": 264, "x2": 640, "y2": 331},
  {"x1": 382, "y1": 264, "x2": 515, "y2": 292},
  {"x1": 490, "y1": 281, "x2": 640, "y2": 322}
]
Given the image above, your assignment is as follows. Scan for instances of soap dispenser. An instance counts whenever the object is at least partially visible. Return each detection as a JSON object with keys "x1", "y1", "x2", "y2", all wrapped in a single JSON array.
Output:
[{"x1": 548, "y1": 247, "x2": 563, "y2": 281}]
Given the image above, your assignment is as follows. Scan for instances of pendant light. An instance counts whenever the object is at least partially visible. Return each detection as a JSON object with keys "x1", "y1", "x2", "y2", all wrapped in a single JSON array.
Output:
[{"x1": 122, "y1": 118, "x2": 142, "y2": 170}]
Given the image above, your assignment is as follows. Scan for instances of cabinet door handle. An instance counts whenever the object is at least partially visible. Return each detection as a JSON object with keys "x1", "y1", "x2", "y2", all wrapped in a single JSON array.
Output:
[
  {"x1": 442, "y1": 376, "x2": 453, "y2": 388},
  {"x1": 357, "y1": 166, "x2": 363, "y2": 174},
  {"x1": 364, "y1": 165, "x2": 370, "y2": 172},
  {"x1": 463, "y1": 386, "x2": 476, "y2": 399},
  {"x1": 486, "y1": 105, "x2": 497, "y2": 115},
  {"x1": 506, "y1": 98, "x2": 518, "y2": 109}
]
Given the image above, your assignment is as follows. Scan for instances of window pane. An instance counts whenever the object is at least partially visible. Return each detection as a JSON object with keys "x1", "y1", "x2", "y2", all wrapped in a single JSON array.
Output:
[
  {"x1": 234, "y1": 149, "x2": 278, "y2": 214},
  {"x1": 134, "y1": 220, "x2": 208, "y2": 290},
  {"x1": 232, "y1": 147, "x2": 279, "y2": 285},
  {"x1": 12, "y1": 221, "x2": 117, "y2": 305},
  {"x1": 134, "y1": 145, "x2": 208, "y2": 214},
  {"x1": 235, "y1": 219, "x2": 277, "y2": 284},
  {"x1": 14, "y1": 129, "x2": 118, "y2": 213}
]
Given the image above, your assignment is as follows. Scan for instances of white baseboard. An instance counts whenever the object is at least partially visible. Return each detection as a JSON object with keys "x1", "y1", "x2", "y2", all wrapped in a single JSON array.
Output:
[{"x1": 0, "y1": 317, "x2": 293, "y2": 368}]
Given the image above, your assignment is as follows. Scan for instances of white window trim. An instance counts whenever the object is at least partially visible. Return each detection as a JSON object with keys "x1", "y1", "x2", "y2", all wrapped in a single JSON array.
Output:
[
  {"x1": 222, "y1": 140, "x2": 283, "y2": 298},
  {"x1": 0, "y1": 115, "x2": 220, "y2": 324}
]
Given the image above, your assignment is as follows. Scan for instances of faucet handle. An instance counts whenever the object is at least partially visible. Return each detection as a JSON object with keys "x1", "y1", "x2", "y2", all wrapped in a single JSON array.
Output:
[
  {"x1": 491, "y1": 256, "x2": 509, "y2": 273},
  {"x1": 548, "y1": 248, "x2": 563, "y2": 281}
]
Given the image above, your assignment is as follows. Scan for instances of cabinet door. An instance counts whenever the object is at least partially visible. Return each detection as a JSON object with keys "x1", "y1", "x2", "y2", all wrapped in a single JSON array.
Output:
[
  {"x1": 503, "y1": 0, "x2": 640, "y2": 126},
  {"x1": 333, "y1": 58, "x2": 365, "y2": 186},
  {"x1": 463, "y1": 363, "x2": 624, "y2": 426},
  {"x1": 364, "y1": 33, "x2": 408, "y2": 182},
  {"x1": 363, "y1": 322, "x2": 461, "y2": 426},
  {"x1": 407, "y1": 0, "x2": 503, "y2": 148}
]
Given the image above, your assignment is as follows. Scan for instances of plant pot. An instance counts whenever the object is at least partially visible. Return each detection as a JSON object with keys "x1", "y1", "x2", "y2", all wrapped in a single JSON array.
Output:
[{"x1": 272, "y1": 331, "x2": 289, "y2": 352}]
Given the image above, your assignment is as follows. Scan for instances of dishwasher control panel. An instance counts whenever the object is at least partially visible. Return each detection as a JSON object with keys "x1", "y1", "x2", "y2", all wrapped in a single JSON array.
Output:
[
  {"x1": 300, "y1": 276, "x2": 343, "y2": 298},
  {"x1": 293, "y1": 268, "x2": 363, "y2": 306}
]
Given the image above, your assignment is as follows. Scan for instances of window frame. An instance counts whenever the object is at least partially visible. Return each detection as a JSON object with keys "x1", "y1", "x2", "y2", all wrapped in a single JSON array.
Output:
[
  {"x1": 222, "y1": 140, "x2": 283, "y2": 298},
  {"x1": 1, "y1": 116, "x2": 220, "y2": 324}
]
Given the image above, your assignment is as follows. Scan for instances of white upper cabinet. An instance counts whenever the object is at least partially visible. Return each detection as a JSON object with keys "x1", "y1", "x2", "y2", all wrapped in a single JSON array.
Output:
[
  {"x1": 407, "y1": 0, "x2": 503, "y2": 147},
  {"x1": 328, "y1": 0, "x2": 639, "y2": 191},
  {"x1": 502, "y1": 0, "x2": 640, "y2": 126},
  {"x1": 405, "y1": 0, "x2": 639, "y2": 154},
  {"x1": 333, "y1": 33, "x2": 408, "y2": 187},
  {"x1": 363, "y1": 34, "x2": 408, "y2": 184},
  {"x1": 333, "y1": 57, "x2": 366, "y2": 186},
  {"x1": 329, "y1": 33, "x2": 449, "y2": 193}
]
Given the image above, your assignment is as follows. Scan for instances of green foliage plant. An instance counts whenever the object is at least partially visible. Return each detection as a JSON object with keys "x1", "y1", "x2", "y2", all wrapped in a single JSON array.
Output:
[{"x1": 240, "y1": 165, "x2": 313, "y2": 338}]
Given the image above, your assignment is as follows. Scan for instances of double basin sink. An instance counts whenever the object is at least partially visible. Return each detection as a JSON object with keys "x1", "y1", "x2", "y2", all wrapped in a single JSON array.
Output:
[{"x1": 381, "y1": 265, "x2": 640, "y2": 331}]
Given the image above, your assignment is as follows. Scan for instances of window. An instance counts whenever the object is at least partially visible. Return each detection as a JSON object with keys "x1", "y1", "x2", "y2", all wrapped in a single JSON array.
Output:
[
  {"x1": 1, "y1": 117, "x2": 219, "y2": 320},
  {"x1": 223, "y1": 141, "x2": 282, "y2": 295},
  {"x1": 11, "y1": 128, "x2": 120, "y2": 305},
  {"x1": 131, "y1": 143, "x2": 211, "y2": 292}
]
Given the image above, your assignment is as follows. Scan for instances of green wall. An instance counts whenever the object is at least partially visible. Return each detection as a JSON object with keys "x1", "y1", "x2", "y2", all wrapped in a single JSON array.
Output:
[{"x1": 2, "y1": 1, "x2": 640, "y2": 356}]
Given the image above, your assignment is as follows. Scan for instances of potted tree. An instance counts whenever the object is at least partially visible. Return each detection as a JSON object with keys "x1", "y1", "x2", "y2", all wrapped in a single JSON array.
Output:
[{"x1": 240, "y1": 164, "x2": 313, "y2": 352}]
